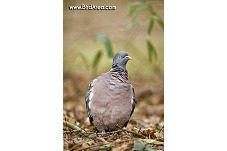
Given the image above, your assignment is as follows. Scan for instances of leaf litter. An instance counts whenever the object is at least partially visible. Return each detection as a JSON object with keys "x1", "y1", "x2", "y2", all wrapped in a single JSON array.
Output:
[{"x1": 63, "y1": 73, "x2": 164, "y2": 151}]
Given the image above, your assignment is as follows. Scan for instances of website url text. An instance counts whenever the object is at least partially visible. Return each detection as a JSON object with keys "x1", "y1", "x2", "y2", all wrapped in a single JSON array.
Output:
[{"x1": 69, "y1": 4, "x2": 117, "y2": 10}]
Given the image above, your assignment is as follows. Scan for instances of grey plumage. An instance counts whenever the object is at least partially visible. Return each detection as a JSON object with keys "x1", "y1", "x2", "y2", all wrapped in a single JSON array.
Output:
[{"x1": 85, "y1": 51, "x2": 136, "y2": 132}]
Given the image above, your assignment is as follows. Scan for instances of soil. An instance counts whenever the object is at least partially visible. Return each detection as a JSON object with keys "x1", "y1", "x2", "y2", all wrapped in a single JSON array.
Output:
[{"x1": 63, "y1": 73, "x2": 164, "y2": 151}]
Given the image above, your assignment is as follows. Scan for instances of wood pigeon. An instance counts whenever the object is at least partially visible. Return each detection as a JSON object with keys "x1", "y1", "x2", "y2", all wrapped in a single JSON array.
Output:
[{"x1": 85, "y1": 51, "x2": 136, "y2": 132}]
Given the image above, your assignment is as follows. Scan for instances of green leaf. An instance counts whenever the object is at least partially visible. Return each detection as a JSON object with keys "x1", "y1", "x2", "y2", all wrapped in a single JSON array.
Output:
[
  {"x1": 127, "y1": 1, "x2": 146, "y2": 22},
  {"x1": 132, "y1": 8, "x2": 143, "y2": 22},
  {"x1": 142, "y1": 139, "x2": 164, "y2": 145},
  {"x1": 153, "y1": 15, "x2": 164, "y2": 28},
  {"x1": 79, "y1": 53, "x2": 89, "y2": 69},
  {"x1": 133, "y1": 140, "x2": 156, "y2": 151},
  {"x1": 147, "y1": 17, "x2": 154, "y2": 35},
  {"x1": 96, "y1": 33, "x2": 114, "y2": 58},
  {"x1": 92, "y1": 50, "x2": 103, "y2": 70},
  {"x1": 125, "y1": 22, "x2": 140, "y2": 31},
  {"x1": 127, "y1": 1, "x2": 143, "y2": 17},
  {"x1": 146, "y1": 40, "x2": 158, "y2": 62},
  {"x1": 144, "y1": 2, "x2": 153, "y2": 11},
  {"x1": 147, "y1": 10, "x2": 164, "y2": 29}
]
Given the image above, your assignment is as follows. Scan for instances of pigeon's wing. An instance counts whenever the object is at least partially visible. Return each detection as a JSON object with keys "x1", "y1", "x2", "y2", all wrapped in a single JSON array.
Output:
[
  {"x1": 85, "y1": 78, "x2": 98, "y2": 123},
  {"x1": 130, "y1": 86, "x2": 136, "y2": 117}
]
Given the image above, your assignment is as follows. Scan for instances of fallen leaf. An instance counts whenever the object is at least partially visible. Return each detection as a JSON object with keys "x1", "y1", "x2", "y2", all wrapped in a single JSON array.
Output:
[
  {"x1": 133, "y1": 140, "x2": 156, "y2": 151},
  {"x1": 142, "y1": 139, "x2": 164, "y2": 145}
]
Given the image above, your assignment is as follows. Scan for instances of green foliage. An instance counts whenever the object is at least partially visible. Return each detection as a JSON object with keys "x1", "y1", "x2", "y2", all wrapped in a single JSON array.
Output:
[
  {"x1": 96, "y1": 33, "x2": 114, "y2": 58},
  {"x1": 79, "y1": 50, "x2": 103, "y2": 75},
  {"x1": 79, "y1": 53, "x2": 89, "y2": 69},
  {"x1": 77, "y1": 33, "x2": 114, "y2": 75},
  {"x1": 152, "y1": 14, "x2": 164, "y2": 29},
  {"x1": 146, "y1": 40, "x2": 157, "y2": 62},
  {"x1": 126, "y1": 0, "x2": 164, "y2": 62},
  {"x1": 127, "y1": 0, "x2": 164, "y2": 29},
  {"x1": 92, "y1": 50, "x2": 103, "y2": 74},
  {"x1": 127, "y1": 1, "x2": 144, "y2": 18},
  {"x1": 147, "y1": 17, "x2": 154, "y2": 35},
  {"x1": 72, "y1": 1, "x2": 163, "y2": 77}
]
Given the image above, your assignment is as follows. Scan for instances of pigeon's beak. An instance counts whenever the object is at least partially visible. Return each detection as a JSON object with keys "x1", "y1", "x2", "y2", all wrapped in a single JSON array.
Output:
[{"x1": 125, "y1": 56, "x2": 132, "y2": 60}]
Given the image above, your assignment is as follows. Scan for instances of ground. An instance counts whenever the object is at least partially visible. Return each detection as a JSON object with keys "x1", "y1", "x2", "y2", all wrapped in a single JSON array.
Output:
[{"x1": 63, "y1": 73, "x2": 164, "y2": 151}]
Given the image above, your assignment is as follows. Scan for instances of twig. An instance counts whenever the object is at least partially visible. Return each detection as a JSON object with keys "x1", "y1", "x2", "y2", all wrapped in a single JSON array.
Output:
[
  {"x1": 75, "y1": 142, "x2": 111, "y2": 151},
  {"x1": 96, "y1": 137, "x2": 109, "y2": 143},
  {"x1": 63, "y1": 138, "x2": 71, "y2": 143},
  {"x1": 88, "y1": 129, "x2": 122, "y2": 138},
  {"x1": 63, "y1": 120, "x2": 86, "y2": 133},
  {"x1": 63, "y1": 130, "x2": 82, "y2": 134},
  {"x1": 76, "y1": 139, "x2": 134, "y2": 151},
  {"x1": 97, "y1": 129, "x2": 122, "y2": 135},
  {"x1": 107, "y1": 133, "x2": 118, "y2": 141},
  {"x1": 159, "y1": 125, "x2": 164, "y2": 132},
  {"x1": 122, "y1": 129, "x2": 147, "y2": 138}
]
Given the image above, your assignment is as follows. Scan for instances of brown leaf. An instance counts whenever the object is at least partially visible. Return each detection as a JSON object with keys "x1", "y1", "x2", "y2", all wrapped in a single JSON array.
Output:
[{"x1": 141, "y1": 128, "x2": 156, "y2": 137}]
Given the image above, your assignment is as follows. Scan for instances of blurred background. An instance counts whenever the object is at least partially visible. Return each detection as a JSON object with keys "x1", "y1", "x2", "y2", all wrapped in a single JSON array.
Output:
[{"x1": 63, "y1": 0, "x2": 164, "y2": 149}]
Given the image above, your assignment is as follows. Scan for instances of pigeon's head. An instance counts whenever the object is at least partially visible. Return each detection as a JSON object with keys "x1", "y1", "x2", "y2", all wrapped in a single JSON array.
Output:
[{"x1": 112, "y1": 51, "x2": 132, "y2": 71}]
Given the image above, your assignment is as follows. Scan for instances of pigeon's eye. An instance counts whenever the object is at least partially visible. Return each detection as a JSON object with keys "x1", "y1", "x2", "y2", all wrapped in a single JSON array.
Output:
[{"x1": 118, "y1": 56, "x2": 122, "y2": 59}]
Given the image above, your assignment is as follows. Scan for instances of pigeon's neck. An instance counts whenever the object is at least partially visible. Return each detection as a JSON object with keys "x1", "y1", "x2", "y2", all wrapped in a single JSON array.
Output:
[
  {"x1": 112, "y1": 63, "x2": 127, "y2": 71},
  {"x1": 110, "y1": 67, "x2": 129, "y2": 81},
  {"x1": 110, "y1": 67, "x2": 127, "y2": 73}
]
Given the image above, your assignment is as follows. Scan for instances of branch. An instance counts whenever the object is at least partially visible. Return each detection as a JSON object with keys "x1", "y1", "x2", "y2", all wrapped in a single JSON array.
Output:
[
  {"x1": 75, "y1": 139, "x2": 134, "y2": 151},
  {"x1": 122, "y1": 129, "x2": 147, "y2": 138},
  {"x1": 75, "y1": 142, "x2": 112, "y2": 151},
  {"x1": 63, "y1": 120, "x2": 86, "y2": 133}
]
